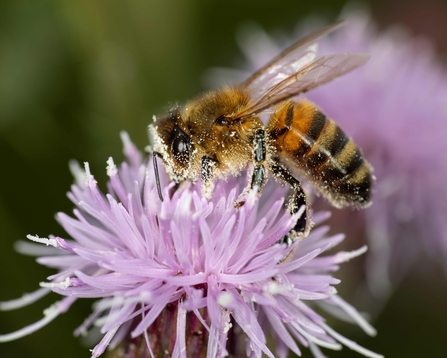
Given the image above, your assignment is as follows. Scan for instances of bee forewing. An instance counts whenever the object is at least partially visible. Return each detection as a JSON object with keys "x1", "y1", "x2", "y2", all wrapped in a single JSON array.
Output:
[
  {"x1": 238, "y1": 53, "x2": 369, "y2": 118},
  {"x1": 245, "y1": 43, "x2": 318, "y2": 102},
  {"x1": 242, "y1": 21, "x2": 344, "y2": 88}
]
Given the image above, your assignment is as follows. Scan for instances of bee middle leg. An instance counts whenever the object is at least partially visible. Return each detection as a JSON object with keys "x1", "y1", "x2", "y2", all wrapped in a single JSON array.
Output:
[
  {"x1": 250, "y1": 128, "x2": 267, "y2": 191},
  {"x1": 270, "y1": 162, "x2": 310, "y2": 245},
  {"x1": 234, "y1": 129, "x2": 268, "y2": 209}
]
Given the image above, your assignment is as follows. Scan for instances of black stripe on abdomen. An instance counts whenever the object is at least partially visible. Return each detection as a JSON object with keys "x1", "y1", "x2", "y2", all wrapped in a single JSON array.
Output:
[
  {"x1": 304, "y1": 119, "x2": 346, "y2": 170},
  {"x1": 291, "y1": 109, "x2": 327, "y2": 158},
  {"x1": 332, "y1": 162, "x2": 372, "y2": 207},
  {"x1": 319, "y1": 140, "x2": 365, "y2": 182}
]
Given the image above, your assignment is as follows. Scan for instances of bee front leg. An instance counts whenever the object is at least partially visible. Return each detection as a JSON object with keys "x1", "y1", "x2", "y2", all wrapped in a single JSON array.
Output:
[
  {"x1": 270, "y1": 162, "x2": 311, "y2": 245},
  {"x1": 201, "y1": 156, "x2": 217, "y2": 199},
  {"x1": 152, "y1": 151, "x2": 165, "y2": 202}
]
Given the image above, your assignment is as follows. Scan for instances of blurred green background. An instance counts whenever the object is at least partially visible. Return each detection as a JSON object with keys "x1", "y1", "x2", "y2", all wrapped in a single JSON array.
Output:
[{"x1": 1, "y1": 1, "x2": 446, "y2": 357}]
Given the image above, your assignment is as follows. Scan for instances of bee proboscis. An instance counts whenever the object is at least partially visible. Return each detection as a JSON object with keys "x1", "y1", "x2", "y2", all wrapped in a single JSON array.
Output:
[{"x1": 150, "y1": 21, "x2": 373, "y2": 243}]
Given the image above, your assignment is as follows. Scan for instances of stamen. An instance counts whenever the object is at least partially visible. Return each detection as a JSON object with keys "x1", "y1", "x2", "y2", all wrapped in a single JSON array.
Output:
[
  {"x1": 0, "y1": 297, "x2": 75, "y2": 342},
  {"x1": 74, "y1": 308, "x2": 103, "y2": 337},
  {"x1": 69, "y1": 160, "x2": 87, "y2": 186},
  {"x1": 90, "y1": 326, "x2": 119, "y2": 358},
  {"x1": 174, "y1": 307, "x2": 187, "y2": 356},
  {"x1": 217, "y1": 292, "x2": 233, "y2": 307},
  {"x1": 207, "y1": 324, "x2": 220, "y2": 358},
  {"x1": 292, "y1": 322, "x2": 342, "y2": 350},
  {"x1": 140, "y1": 303, "x2": 156, "y2": 358},
  {"x1": 329, "y1": 295, "x2": 377, "y2": 336},
  {"x1": 14, "y1": 240, "x2": 60, "y2": 256},
  {"x1": 106, "y1": 157, "x2": 118, "y2": 177},
  {"x1": 0, "y1": 288, "x2": 50, "y2": 311},
  {"x1": 26, "y1": 235, "x2": 58, "y2": 247},
  {"x1": 83, "y1": 162, "x2": 97, "y2": 187},
  {"x1": 120, "y1": 131, "x2": 132, "y2": 152},
  {"x1": 334, "y1": 245, "x2": 368, "y2": 263},
  {"x1": 321, "y1": 323, "x2": 384, "y2": 358},
  {"x1": 40, "y1": 277, "x2": 71, "y2": 290}
]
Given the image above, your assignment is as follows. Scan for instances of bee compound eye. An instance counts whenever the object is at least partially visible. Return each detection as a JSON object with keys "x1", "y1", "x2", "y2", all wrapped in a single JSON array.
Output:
[
  {"x1": 172, "y1": 135, "x2": 191, "y2": 165},
  {"x1": 215, "y1": 115, "x2": 230, "y2": 126}
]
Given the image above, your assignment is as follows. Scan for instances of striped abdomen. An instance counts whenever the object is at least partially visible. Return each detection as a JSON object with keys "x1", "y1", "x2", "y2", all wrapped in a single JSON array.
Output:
[{"x1": 267, "y1": 100, "x2": 372, "y2": 208}]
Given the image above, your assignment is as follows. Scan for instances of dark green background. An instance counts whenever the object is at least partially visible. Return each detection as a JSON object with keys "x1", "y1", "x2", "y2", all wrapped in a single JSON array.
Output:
[{"x1": 1, "y1": 1, "x2": 446, "y2": 357}]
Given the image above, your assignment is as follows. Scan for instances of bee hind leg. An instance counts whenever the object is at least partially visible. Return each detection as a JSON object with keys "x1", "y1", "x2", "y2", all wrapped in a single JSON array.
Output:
[{"x1": 270, "y1": 162, "x2": 311, "y2": 246}]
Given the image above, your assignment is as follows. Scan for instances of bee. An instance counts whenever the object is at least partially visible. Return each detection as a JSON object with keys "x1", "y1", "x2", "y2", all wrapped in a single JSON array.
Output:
[{"x1": 150, "y1": 21, "x2": 373, "y2": 242}]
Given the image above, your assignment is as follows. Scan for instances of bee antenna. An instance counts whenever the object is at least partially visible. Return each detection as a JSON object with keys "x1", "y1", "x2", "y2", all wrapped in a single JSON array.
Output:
[{"x1": 152, "y1": 152, "x2": 164, "y2": 202}]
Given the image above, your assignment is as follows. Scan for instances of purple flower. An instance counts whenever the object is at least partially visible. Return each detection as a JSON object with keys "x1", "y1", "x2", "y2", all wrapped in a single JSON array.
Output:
[
  {"x1": 0, "y1": 133, "x2": 381, "y2": 357},
  {"x1": 208, "y1": 9, "x2": 447, "y2": 301}
]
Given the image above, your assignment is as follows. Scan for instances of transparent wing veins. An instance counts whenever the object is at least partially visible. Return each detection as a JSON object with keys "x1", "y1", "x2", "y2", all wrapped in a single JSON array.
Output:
[
  {"x1": 242, "y1": 20, "x2": 345, "y2": 88},
  {"x1": 235, "y1": 21, "x2": 368, "y2": 119}
]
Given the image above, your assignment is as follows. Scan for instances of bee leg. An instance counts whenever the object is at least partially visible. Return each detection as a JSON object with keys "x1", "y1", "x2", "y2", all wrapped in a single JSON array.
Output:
[
  {"x1": 152, "y1": 151, "x2": 182, "y2": 200},
  {"x1": 201, "y1": 156, "x2": 217, "y2": 199},
  {"x1": 270, "y1": 162, "x2": 310, "y2": 245},
  {"x1": 250, "y1": 128, "x2": 267, "y2": 192},
  {"x1": 235, "y1": 129, "x2": 267, "y2": 208},
  {"x1": 152, "y1": 151, "x2": 164, "y2": 202},
  {"x1": 250, "y1": 164, "x2": 266, "y2": 191},
  {"x1": 233, "y1": 163, "x2": 266, "y2": 208}
]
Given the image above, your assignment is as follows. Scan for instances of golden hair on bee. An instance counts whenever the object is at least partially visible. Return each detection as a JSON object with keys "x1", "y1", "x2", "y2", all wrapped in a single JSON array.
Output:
[{"x1": 150, "y1": 21, "x2": 373, "y2": 246}]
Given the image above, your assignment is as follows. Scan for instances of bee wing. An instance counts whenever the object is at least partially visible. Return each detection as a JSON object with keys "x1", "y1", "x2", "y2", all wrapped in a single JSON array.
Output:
[
  {"x1": 237, "y1": 52, "x2": 369, "y2": 118},
  {"x1": 241, "y1": 21, "x2": 344, "y2": 92}
]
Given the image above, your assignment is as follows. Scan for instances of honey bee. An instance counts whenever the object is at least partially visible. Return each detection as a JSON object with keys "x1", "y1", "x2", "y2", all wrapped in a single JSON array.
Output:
[{"x1": 150, "y1": 21, "x2": 373, "y2": 242}]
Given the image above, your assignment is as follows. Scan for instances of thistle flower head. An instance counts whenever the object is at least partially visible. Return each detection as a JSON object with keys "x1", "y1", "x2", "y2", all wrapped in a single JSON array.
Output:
[{"x1": 0, "y1": 132, "x2": 381, "y2": 357}]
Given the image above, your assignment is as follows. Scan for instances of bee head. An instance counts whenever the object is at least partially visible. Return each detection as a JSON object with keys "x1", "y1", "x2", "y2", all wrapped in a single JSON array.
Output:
[{"x1": 151, "y1": 107, "x2": 194, "y2": 181}]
